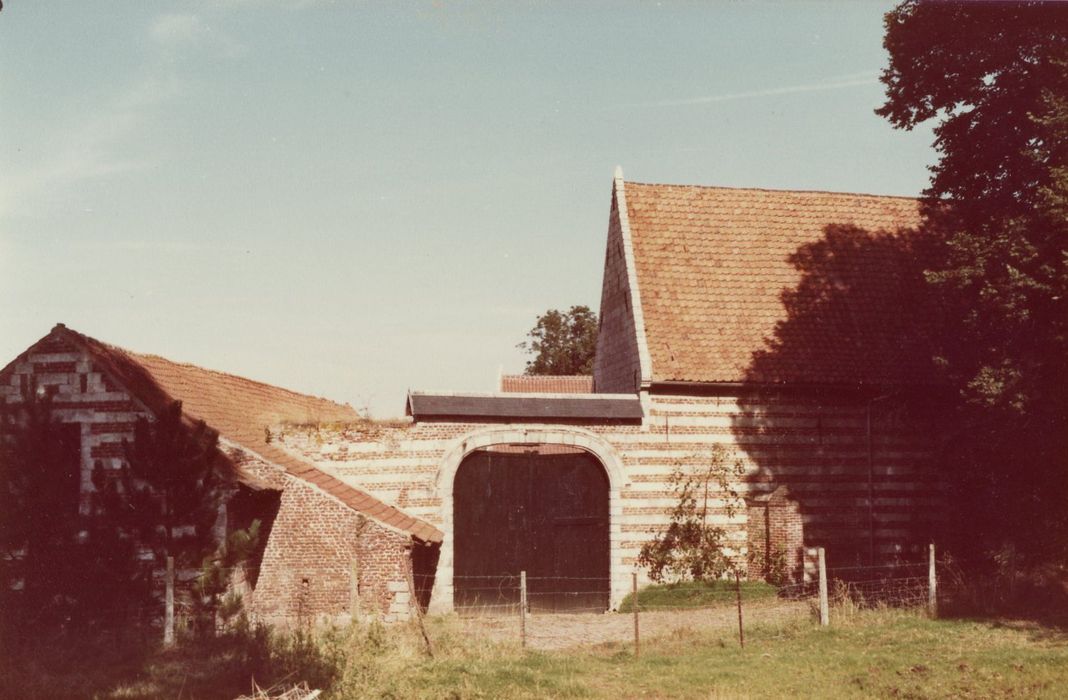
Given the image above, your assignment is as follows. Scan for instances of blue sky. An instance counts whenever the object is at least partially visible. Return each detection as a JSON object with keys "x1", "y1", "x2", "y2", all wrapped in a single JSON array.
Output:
[{"x1": 0, "y1": 1, "x2": 935, "y2": 417}]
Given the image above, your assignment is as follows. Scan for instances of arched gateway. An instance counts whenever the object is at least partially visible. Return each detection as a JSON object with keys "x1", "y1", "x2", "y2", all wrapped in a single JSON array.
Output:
[{"x1": 428, "y1": 426, "x2": 628, "y2": 614}]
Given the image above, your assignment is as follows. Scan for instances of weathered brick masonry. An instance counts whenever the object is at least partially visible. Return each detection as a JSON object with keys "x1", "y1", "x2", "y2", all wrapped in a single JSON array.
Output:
[
  {"x1": 280, "y1": 387, "x2": 943, "y2": 609},
  {"x1": 1, "y1": 326, "x2": 436, "y2": 626},
  {"x1": 226, "y1": 444, "x2": 415, "y2": 625},
  {"x1": 0, "y1": 333, "x2": 147, "y2": 515}
]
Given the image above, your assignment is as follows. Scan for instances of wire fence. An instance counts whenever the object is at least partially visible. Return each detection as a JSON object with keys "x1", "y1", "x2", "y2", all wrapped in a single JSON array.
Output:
[
  {"x1": 419, "y1": 545, "x2": 941, "y2": 651},
  {"x1": 4, "y1": 546, "x2": 942, "y2": 652}
]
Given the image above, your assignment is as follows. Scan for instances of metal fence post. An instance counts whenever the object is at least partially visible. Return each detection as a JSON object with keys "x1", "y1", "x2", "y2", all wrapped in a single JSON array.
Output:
[
  {"x1": 519, "y1": 570, "x2": 527, "y2": 649},
  {"x1": 818, "y1": 547, "x2": 829, "y2": 627},
  {"x1": 164, "y1": 556, "x2": 175, "y2": 647},
  {"x1": 632, "y1": 572, "x2": 640, "y2": 657},
  {"x1": 735, "y1": 569, "x2": 745, "y2": 647},
  {"x1": 928, "y1": 543, "x2": 938, "y2": 618}
]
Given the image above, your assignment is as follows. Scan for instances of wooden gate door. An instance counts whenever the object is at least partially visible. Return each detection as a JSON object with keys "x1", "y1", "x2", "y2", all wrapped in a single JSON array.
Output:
[{"x1": 453, "y1": 448, "x2": 609, "y2": 612}]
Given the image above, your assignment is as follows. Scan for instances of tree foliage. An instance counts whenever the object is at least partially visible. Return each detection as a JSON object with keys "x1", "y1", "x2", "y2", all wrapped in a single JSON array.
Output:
[
  {"x1": 878, "y1": 1, "x2": 1068, "y2": 558},
  {"x1": 0, "y1": 392, "x2": 234, "y2": 642},
  {"x1": 638, "y1": 446, "x2": 744, "y2": 583},
  {"x1": 0, "y1": 386, "x2": 87, "y2": 634},
  {"x1": 517, "y1": 305, "x2": 598, "y2": 375},
  {"x1": 121, "y1": 400, "x2": 223, "y2": 563}
]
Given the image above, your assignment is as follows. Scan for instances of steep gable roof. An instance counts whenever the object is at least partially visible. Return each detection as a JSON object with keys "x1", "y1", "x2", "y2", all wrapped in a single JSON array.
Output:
[
  {"x1": 5, "y1": 325, "x2": 442, "y2": 543},
  {"x1": 618, "y1": 179, "x2": 939, "y2": 387}
]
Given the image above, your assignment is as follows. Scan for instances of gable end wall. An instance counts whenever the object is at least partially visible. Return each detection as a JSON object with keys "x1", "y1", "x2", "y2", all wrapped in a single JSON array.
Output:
[
  {"x1": 594, "y1": 188, "x2": 644, "y2": 393},
  {"x1": 0, "y1": 336, "x2": 147, "y2": 513}
]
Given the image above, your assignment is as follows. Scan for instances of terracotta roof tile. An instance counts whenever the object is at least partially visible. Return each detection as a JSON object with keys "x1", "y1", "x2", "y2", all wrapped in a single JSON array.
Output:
[
  {"x1": 499, "y1": 375, "x2": 593, "y2": 393},
  {"x1": 623, "y1": 182, "x2": 939, "y2": 387},
  {"x1": 48, "y1": 326, "x2": 443, "y2": 543}
]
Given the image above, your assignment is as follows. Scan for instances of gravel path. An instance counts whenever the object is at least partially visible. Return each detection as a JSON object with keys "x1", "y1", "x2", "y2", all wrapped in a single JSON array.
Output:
[{"x1": 458, "y1": 599, "x2": 812, "y2": 651}]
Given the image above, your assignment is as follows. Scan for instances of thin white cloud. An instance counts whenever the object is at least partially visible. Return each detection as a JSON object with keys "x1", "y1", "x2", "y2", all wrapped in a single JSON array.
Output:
[
  {"x1": 150, "y1": 13, "x2": 208, "y2": 47},
  {"x1": 221, "y1": 0, "x2": 337, "y2": 9},
  {"x1": 0, "y1": 7, "x2": 254, "y2": 220},
  {"x1": 150, "y1": 12, "x2": 247, "y2": 58},
  {"x1": 634, "y1": 71, "x2": 880, "y2": 108},
  {"x1": 0, "y1": 77, "x2": 180, "y2": 219}
]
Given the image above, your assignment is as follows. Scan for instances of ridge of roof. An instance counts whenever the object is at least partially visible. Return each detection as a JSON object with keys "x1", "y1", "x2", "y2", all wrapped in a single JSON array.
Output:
[
  {"x1": 624, "y1": 180, "x2": 921, "y2": 202},
  {"x1": 19, "y1": 324, "x2": 442, "y2": 543}
]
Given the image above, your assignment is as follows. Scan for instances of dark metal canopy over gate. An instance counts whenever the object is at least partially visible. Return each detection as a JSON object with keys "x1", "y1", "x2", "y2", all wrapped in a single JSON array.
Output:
[{"x1": 453, "y1": 447, "x2": 610, "y2": 613}]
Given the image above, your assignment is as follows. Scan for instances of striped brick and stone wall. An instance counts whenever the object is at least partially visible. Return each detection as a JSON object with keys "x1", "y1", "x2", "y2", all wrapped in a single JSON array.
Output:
[
  {"x1": 278, "y1": 388, "x2": 946, "y2": 611},
  {"x1": 0, "y1": 335, "x2": 415, "y2": 625},
  {"x1": 0, "y1": 334, "x2": 148, "y2": 514}
]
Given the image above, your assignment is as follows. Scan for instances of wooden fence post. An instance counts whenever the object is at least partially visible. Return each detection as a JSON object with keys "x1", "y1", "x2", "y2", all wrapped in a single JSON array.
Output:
[
  {"x1": 818, "y1": 547, "x2": 829, "y2": 627},
  {"x1": 349, "y1": 558, "x2": 360, "y2": 622},
  {"x1": 735, "y1": 570, "x2": 745, "y2": 647},
  {"x1": 928, "y1": 543, "x2": 938, "y2": 618},
  {"x1": 407, "y1": 564, "x2": 434, "y2": 658},
  {"x1": 632, "y1": 572, "x2": 640, "y2": 657},
  {"x1": 519, "y1": 571, "x2": 527, "y2": 649},
  {"x1": 164, "y1": 556, "x2": 175, "y2": 648}
]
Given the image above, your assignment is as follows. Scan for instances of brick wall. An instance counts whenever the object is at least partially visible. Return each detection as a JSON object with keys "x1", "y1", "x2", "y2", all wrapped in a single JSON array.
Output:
[
  {"x1": 218, "y1": 445, "x2": 417, "y2": 625},
  {"x1": 281, "y1": 390, "x2": 946, "y2": 608},
  {"x1": 747, "y1": 485, "x2": 805, "y2": 583}
]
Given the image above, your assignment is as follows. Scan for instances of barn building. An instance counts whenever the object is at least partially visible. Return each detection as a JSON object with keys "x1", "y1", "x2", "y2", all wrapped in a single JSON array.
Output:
[
  {"x1": 283, "y1": 169, "x2": 948, "y2": 613},
  {"x1": 2, "y1": 169, "x2": 947, "y2": 622}
]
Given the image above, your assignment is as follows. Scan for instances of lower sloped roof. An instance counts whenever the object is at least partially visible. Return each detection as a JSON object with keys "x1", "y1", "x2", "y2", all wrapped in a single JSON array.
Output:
[{"x1": 5, "y1": 325, "x2": 442, "y2": 543}]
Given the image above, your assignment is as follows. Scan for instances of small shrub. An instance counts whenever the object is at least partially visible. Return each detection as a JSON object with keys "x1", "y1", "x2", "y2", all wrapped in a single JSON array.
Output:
[{"x1": 637, "y1": 446, "x2": 744, "y2": 583}]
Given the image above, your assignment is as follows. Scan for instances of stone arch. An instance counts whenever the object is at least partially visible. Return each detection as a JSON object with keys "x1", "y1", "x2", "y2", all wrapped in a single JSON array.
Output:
[{"x1": 428, "y1": 425, "x2": 629, "y2": 613}]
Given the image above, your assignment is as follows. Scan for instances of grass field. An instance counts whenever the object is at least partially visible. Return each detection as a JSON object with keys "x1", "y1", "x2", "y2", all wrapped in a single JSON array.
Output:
[
  {"x1": 5, "y1": 608, "x2": 1068, "y2": 698},
  {"x1": 616, "y1": 579, "x2": 780, "y2": 612},
  {"x1": 390, "y1": 610, "x2": 1068, "y2": 699}
]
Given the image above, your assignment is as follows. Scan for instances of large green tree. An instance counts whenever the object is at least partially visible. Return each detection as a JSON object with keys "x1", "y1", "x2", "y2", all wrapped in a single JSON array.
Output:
[
  {"x1": 518, "y1": 305, "x2": 598, "y2": 375},
  {"x1": 878, "y1": 1, "x2": 1068, "y2": 558}
]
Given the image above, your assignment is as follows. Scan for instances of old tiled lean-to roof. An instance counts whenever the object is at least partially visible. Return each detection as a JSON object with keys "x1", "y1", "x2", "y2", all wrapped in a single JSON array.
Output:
[
  {"x1": 619, "y1": 179, "x2": 938, "y2": 387},
  {"x1": 11, "y1": 325, "x2": 442, "y2": 543},
  {"x1": 499, "y1": 374, "x2": 593, "y2": 394}
]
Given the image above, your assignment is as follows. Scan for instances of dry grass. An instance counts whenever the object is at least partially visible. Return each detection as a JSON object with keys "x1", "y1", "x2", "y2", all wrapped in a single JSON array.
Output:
[{"x1": 5, "y1": 607, "x2": 1068, "y2": 698}]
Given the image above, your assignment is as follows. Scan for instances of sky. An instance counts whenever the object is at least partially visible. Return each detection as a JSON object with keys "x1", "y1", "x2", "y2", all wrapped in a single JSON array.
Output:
[{"x1": 0, "y1": 1, "x2": 936, "y2": 418}]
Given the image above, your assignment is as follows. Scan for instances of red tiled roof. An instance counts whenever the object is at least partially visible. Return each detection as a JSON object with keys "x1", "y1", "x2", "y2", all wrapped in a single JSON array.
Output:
[
  {"x1": 49, "y1": 326, "x2": 442, "y2": 543},
  {"x1": 622, "y1": 181, "x2": 938, "y2": 386},
  {"x1": 499, "y1": 374, "x2": 593, "y2": 393}
]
